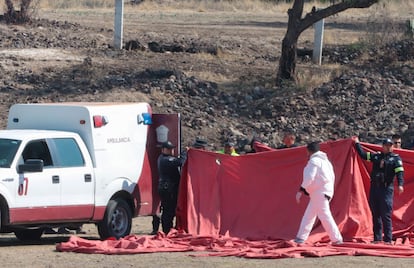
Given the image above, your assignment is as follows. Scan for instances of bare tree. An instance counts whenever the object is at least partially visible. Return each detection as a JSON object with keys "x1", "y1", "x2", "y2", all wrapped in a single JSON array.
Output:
[
  {"x1": 3, "y1": 0, "x2": 34, "y2": 23},
  {"x1": 278, "y1": 0, "x2": 379, "y2": 82}
]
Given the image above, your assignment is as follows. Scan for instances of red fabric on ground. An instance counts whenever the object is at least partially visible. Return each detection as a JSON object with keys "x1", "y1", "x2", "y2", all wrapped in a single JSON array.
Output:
[
  {"x1": 57, "y1": 139, "x2": 414, "y2": 257},
  {"x1": 57, "y1": 232, "x2": 414, "y2": 258}
]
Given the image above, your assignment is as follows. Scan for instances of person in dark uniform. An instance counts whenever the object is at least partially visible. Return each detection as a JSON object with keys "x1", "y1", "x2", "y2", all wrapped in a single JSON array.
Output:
[
  {"x1": 157, "y1": 141, "x2": 186, "y2": 234},
  {"x1": 352, "y1": 136, "x2": 404, "y2": 244},
  {"x1": 150, "y1": 214, "x2": 161, "y2": 235},
  {"x1": 192, "y1": 137, "x2": 208, "y2": 150}
]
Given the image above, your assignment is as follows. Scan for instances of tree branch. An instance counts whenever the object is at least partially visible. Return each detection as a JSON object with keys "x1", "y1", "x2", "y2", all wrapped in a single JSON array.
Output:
[{"x1": 298, "y1": 0, "x2": 379, "y2": 33}]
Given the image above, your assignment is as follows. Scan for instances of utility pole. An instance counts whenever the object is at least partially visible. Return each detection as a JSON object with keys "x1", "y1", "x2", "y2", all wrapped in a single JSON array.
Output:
[
  {"x1": 312, "y1": 17, "x2": 325, "y2": 65},
  {"x1": 114, "y1": 0, "x2": 124, "y2": 49}
]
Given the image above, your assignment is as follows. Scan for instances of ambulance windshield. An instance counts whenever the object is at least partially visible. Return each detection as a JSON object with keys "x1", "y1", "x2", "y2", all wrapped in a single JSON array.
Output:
[{"x1": 0, "y1": 139, "x2": 22, "y2": 168}]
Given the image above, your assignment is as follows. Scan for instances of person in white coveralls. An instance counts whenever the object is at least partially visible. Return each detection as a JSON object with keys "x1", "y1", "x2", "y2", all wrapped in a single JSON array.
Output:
[{"x1": 294, "y1": 141, "x2": 343, "y2": 244}]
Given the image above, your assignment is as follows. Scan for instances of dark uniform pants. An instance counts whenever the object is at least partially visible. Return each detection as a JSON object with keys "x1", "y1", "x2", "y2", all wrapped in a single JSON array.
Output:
[
  {"x1": 158, "y1": 187, "x2": 178, "y2": 234},
  {"x1": 369, "y1": 183, "x2": 394, "y2": 242}
]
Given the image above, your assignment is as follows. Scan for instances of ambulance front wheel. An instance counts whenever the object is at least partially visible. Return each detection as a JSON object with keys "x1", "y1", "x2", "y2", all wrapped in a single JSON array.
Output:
[
  {"x1": 14, "y1": 228, "x2": 44, "y2": 241},
  {"x1": 97, "y1": 198, "x2": 132, "y2": 240}
]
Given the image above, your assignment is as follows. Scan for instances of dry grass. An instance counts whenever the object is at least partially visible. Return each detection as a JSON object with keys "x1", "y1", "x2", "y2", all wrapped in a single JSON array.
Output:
[
  {"x1": 323, "y1": 30, "x2": 361, "y2": 46},
  {"x1": 39, "y1": 0, "x2": 114, "y2": 9},
  {"x1": 1, "y1": 0, "x2": 412, "y2": 18},
  {"x1": 188, "y1": 51, "x2": 232, "y2": 82},
  {"x1": 365, "y1": 0, "x2": 414, "y2": 19},
  {"x1": 296, "y1": 63, "x2": 343, "y2": 91},
  {"x1": 37, "y1": 0, "x2": 289, "y2": 13}
]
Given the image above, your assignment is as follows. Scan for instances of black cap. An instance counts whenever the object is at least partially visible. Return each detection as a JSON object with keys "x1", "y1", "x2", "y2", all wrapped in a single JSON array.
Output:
[
  {"x1": 193, "y1": 138, "x2": 207, "y2": 148},
  {"x1": 382, "y1": 138, "x2": 393, "y2": 145},
  {"x1": 159, "y1": 141, "x2": 175, "y2": 149}
]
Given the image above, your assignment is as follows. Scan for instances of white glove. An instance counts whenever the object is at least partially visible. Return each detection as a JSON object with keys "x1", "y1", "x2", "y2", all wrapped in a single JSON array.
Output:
[{"x1": 296, "y1": 191, "x2": 302, "y2": 204}]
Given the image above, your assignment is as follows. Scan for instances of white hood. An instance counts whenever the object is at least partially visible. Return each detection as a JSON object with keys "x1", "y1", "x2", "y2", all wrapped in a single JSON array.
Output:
[{"x1": 301, "y1": 151, "x2": 335, "y2": 197}]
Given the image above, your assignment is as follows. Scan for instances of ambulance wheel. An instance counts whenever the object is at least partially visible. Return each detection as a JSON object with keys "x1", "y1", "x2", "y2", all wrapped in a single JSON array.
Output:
[
  {"x1": 14, "y1": 228, "x2": 44, "y2": 241},
  {"x1": 98, "y1": 198, "x2": 132, "y2": 240}
]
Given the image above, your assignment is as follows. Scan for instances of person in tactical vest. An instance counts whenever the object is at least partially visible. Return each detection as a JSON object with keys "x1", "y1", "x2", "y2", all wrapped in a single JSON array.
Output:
[
  {"x1": 157, "y1": 141, "x2": 186, "y2": 234},
  {"x1": 352, "y1": 136, "x2": 404, "y2": 244}
]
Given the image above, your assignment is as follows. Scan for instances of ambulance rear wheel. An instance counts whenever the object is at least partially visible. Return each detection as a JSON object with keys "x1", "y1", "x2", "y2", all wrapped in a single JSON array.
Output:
[{"x1": 98, "y1": 198, "x2": 132, "y2": 240}]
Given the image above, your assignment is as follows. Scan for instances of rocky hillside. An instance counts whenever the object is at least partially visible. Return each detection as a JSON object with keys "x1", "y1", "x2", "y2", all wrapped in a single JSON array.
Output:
[{"x1": 0, "y1": 15, "x2": 413, "y2": 152}]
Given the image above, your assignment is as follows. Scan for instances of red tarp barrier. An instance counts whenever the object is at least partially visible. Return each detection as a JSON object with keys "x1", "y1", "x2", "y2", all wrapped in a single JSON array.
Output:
[{"x1": 57, "y1": 139, "x2": 414, "y2": 257}]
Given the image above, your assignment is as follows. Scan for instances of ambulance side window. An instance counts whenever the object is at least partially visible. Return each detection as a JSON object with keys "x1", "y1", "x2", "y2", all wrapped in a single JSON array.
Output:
[
  {"x1": 53, "y1": 138, "x2": 85, "y2": 167},
  {"x1": 22, "y1": 140, "x2": 53, "y2": 167}
]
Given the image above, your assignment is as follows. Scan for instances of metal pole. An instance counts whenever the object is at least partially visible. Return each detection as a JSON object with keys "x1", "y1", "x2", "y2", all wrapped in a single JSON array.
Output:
[
  {"x1": 312, "y1": 18, "x2": 325, "y2": 65},
  {"x1": 407, "y1": 19, "x2": 414, "y2": 37},
  {"x1": 114, "y1": 0, "x2": 124, "y2": 49}
]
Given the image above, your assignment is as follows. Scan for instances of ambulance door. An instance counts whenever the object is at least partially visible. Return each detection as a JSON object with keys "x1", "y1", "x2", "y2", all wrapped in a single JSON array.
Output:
[
  {"x1": 12, "y1": 139, "x2": 61, "y2": 223},
  {"x1": 137, "y1": 113, "x2": 181, "y2": 216},
  {"x1": 50, "y1": 137, "x2": 95, "y2": 220}
]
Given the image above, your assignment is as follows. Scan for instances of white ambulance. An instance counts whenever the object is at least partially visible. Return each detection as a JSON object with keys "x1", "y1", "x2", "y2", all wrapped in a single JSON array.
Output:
[{"x1": 0, "y1": 102, "x2": 180, "y2": 241}]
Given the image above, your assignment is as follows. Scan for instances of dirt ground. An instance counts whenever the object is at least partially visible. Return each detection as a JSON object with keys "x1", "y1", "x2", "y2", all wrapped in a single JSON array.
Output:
[
  {"x1": 0, "y1": 216, "x2": 413, "y2": 268},
  {"x1": 1, "y1": 3, "x2": 414, "y2": 267}
]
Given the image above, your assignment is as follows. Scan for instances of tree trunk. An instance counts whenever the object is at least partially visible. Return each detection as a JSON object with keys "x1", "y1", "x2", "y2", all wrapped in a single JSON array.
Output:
[
  {"x1": 277, "y1": 1, "x2": 303, "y2": 82},
  {"x1": 20, "y1": 0, "x2": 32, "y2": 22},
  {"x1": 5, "y1": 0, "x2": 17, "y2": 22},
  {"x1": 5, "y1": 0, "x2": 14, "y2": 10},
  {"x1": 3, "y1": 0, "x2": 33, "y2": 24},
  {"x1": 278, "y1": 35, "x2": 298, "y2": 82}
]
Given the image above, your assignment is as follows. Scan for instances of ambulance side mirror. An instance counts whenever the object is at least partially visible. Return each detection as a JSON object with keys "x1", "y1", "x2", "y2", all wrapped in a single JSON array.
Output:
[
  {"x1": 138, "y1": 113, "x2": 152, "y2": 125},
  {"x1": 18, "y1": 159, "x2": 44, "y2": 173}
]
